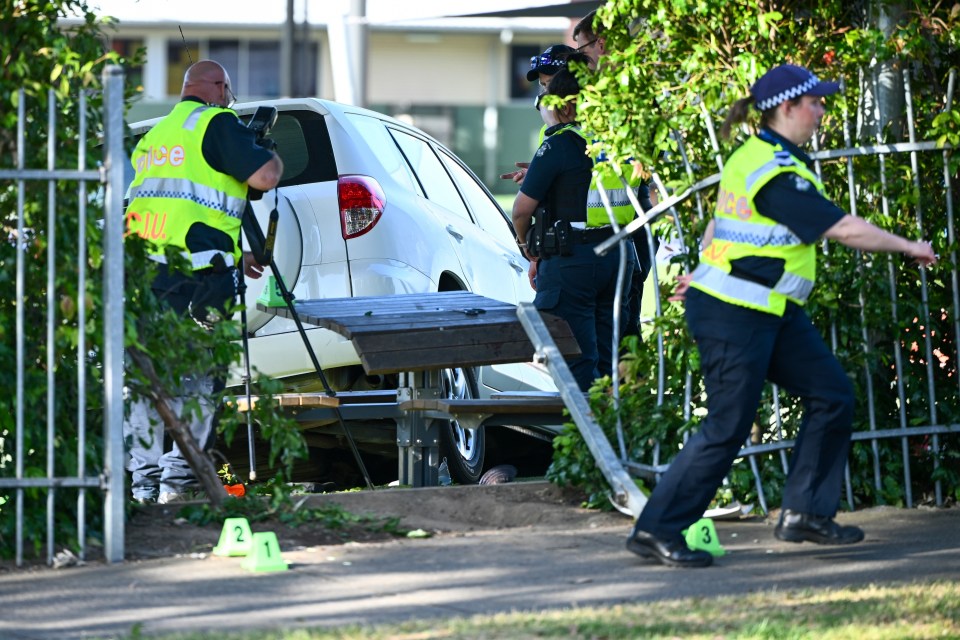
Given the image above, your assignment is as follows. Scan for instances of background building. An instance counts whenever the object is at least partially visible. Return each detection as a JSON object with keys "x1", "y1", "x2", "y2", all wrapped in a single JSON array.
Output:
[{"x1": 68, "y1": 0, "x2": 592, "y2": 193}]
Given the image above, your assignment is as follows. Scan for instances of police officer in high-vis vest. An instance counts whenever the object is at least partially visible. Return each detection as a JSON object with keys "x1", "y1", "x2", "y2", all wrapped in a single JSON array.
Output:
[
  {"x1": 124, "y1": 60, "x2": 283, "y2": 504},
  {"x1": 512, "y1": 60, "x2": 637, "y2": 391},
  {"x1": 626, "y1": 64, "x2": 936, "y2": 568},
  {"x1": 573, "y1": 8, "x2": 658, "y2": 342}
]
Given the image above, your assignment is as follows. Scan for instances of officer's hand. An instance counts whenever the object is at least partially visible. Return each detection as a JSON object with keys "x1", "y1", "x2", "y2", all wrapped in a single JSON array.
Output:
[
  {"x1": 668, "y1": 273, "x2": 693, "y2": 302},
  {"x1": 243, "y1": 251, "x2": 265, "y2": 280},
  {"x1": 908, "y1": 240, "x2": 937, "y2": 267},
  {"x1": 527, "y1": 259, "x2": 538, "y2": 291},
  {"x1": 500, "y1": 162, "x2": 529, "y2": 184}
]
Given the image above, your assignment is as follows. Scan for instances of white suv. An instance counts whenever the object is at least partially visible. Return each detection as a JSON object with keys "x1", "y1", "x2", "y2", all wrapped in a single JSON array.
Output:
[{"x1": 130, "y1": 98, "x2": 556, "y2": 484}]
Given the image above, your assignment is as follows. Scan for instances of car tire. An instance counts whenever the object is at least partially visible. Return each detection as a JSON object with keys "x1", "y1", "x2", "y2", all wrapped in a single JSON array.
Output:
[{"x1": 438, "y1": 366, "x2": 484, "y2": 484}]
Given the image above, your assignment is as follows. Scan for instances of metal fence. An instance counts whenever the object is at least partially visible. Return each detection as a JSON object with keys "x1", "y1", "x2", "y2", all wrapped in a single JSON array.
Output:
[
  {"x1": 598, "y1": 67, "x2": 959, "y2": 514},
  {"x1": 0, "y1": 66, "x2": 126, "y2": 566}
]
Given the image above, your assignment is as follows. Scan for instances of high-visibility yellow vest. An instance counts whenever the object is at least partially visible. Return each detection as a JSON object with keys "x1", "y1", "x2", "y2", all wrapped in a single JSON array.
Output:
[
  {"x1": 125, "y1": 101, "x2": 249, "y2": 270},
  {"x1": 544, "y1": 123, "x2": 638, "y2": 228},
  {"x1": 536, "y1": 123, "x2": 548, "y2": 147},
  {"x1": 586, "y1": 161, "x2": 641, "y2": 227},
  {"x1": 689, "y1": 135, "x2": 823, "y2": 316}
]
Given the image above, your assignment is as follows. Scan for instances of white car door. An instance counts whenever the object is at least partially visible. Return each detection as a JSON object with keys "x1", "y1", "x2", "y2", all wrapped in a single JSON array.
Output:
[
  {"x1": 387, "y1": 128, "x2": 523, "y2": 306},
  {"x1": 436, "y1": 149, "x2": 531, "y2": 304}
]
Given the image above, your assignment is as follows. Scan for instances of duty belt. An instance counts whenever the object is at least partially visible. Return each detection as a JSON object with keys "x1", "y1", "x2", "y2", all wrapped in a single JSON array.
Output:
[{"x1": 571, "y1": 226, "x2": 614, "y2": 244}]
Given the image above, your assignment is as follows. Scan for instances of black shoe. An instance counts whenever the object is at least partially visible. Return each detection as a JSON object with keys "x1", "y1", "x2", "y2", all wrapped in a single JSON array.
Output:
[
  {"x1": 774, "y1": 509, "x2": 864, "y2": 545},
  {"x1": 626, "y1": 529, "x2": 713, "y2": 568}
]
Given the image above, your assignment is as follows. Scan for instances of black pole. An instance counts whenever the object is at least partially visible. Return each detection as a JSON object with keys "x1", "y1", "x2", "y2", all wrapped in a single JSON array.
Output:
[
  {"x1": 235, "y1": 228, "x2": 258, "y2": 482},
  {"x1": 242, "y1": 197, "x2": 375, "y2": 489}
]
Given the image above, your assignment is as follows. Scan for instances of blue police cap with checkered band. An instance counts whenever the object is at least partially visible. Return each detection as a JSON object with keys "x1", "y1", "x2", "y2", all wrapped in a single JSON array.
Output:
[{"x1": 752, "y1": 64, "x2": 840, "y2": 111}]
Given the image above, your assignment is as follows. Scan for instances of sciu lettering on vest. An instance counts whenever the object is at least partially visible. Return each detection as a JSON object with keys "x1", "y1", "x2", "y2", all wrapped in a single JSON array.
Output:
[
  {"x1": 135, "y1": 145, "x2": 186, "y2": 174},
  {"x1": 125, "y1": 210, "x2": 168, "y2": 240},
  {"x1": 715, "y1": 186, "x2": 753, "y2": 220},
  {"x1": 703, "y1": 242, "x2": 730, "y2": 262}
]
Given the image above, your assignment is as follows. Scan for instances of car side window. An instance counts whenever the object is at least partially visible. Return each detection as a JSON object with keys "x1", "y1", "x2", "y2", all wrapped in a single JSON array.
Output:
[
  {"x1": 267, "y1": 114, "x2": 309, "y2": 182},
  {"x1": 389, "y1": 129, "x2": 471, "y2": 221},
  {"x1": 438, "y1": 150, "x2": 518, "y2": 248},
  {"x1": 243, "y1": 110, "x2": 337, "y2": 187},
  {"x1": 346, "y1": 114, "x2": 421, "y2": 195}
]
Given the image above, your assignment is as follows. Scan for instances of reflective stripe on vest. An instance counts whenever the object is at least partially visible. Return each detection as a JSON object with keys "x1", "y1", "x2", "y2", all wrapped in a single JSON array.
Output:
[
  {"x1": 148, "y1": 250, "x2": 237, "y2": 269},
  {"x1": 127, "y1": 177, "x2": 246, "y2": 220},
  {"x1": 587, "y1": 170, "x2": 640, "y2": 227},
  {"x1": 693, "y1": 263, "x2": 815, "y2": 308},
  {"x1": 712, "y1": 216, "x2": 801, "y2": 248},
  {"x1": 127, "y1": 102, "x2": 248, "y2": 269},
  {"x1": 690, "y1": 135, "x2": 823, "y2": 316}
]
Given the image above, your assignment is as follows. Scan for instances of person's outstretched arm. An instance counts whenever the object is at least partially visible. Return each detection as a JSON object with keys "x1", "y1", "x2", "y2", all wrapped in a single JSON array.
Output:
[{"x1": 823, "y1": 214, "x2": 937, "y2": 266}]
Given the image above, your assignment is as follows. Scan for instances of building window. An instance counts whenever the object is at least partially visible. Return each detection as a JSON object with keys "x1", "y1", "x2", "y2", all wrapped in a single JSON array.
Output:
[
  {"x1": 162, "y1": 39, "x2": 318, "y2": 100},
  {"x1": 109, "y1": 38, "x2": 145, "y2": 93},
  {"x1": 167, "y1": 40, "x2": 199, "y2": 95},
  {"x1": 292, "y1": 41, "x2": 318, "y2": 97},
  {"x1": 209, "y1": 39, "x2": 241, "y2": 93},
  {"x1": 249, "y1": 41, "x2": 281, "y2": 98},
  {"x1": 509, "y1": 45, "x2": 541, "y2": 100}
]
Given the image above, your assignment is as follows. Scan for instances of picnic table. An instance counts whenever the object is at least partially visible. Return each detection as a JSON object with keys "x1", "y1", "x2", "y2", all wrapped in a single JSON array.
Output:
[{"x1": 256, "y1": 291, "x2": 580, "y2": 486}]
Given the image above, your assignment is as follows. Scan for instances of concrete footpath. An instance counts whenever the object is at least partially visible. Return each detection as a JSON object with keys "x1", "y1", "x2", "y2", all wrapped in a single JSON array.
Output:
[{"x1": 1, "y1": 490, "x2": 958, "y2": 639}]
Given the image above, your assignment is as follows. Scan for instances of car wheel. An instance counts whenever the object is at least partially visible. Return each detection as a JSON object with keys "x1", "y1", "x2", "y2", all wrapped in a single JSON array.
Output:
[{"x1": 438, "y1": 366, "x2": 484, "y2": 484}]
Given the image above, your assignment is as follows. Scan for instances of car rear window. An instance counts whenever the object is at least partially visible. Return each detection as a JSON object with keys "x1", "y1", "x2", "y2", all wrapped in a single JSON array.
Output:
[
  {"x1": 389, "y1": 129, "x2": 471, "y2": 221},
  {"x1": 345, "y1": 113, "x2": 421, "y2": 195},
  {"x1": 262, "y1": 110, "x2": 337, "y2": 188}
]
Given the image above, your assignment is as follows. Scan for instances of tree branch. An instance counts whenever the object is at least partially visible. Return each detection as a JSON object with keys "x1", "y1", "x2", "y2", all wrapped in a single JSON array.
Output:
[{"x1": 127, "y1": 347, "x2": 228, "y2": 507}]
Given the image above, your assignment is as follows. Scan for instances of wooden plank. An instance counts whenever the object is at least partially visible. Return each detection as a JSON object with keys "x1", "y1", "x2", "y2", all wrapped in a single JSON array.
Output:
[
  {"x1": 228, "y1": 390, "x2": 399, "y2": 412},
  {"x1": 264, "y1": 291, "x2": 513, "y2": 323},
  {"x1": 229, "y1": 393, "x2": 340, "y2": 413},
  {"x1": 350, "y1": 321, "x2": 551, "y2": 352},
  {"x1": 259, "y1": 291, "x2": 579, "y2": 374},
  {"x1": 358, "y1": 336, "x2": 580, "y2": 374}
]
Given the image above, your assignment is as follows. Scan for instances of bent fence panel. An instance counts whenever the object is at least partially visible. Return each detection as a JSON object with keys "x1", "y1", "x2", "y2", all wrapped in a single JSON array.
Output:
[
  {"x1": 0, "y1": 67, "x2": 126, "y2": 565},
  {"x1": 610, "y1": 68, "x2": 958, "y2": 513}
]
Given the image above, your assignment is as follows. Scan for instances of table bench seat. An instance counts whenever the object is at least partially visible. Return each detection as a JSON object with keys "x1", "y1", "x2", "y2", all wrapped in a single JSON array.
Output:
[
  {"x1": 398, "y1": 395, "x2": 568, "y2": 431},
  {"x1": 231, "y1": 390, "x2": 398, "y2": 413}
]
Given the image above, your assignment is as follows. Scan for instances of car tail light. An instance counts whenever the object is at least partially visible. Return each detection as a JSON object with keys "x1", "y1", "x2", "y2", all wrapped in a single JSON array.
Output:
[{"x1": 338, "y1": 175, "x2": 385, "y2": 239}]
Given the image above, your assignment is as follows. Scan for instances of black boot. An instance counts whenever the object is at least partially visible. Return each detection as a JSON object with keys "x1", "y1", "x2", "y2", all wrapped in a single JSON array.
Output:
[
  {"x1": 626, "y1": 529, "x2": 713, "y2": 568},
  {"x1": 774, "y1": 509, "x2": 864, "y2": 545}
]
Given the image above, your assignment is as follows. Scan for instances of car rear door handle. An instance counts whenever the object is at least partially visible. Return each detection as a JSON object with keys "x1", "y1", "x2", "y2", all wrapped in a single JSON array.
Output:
[
  {"x1": 507, "y1": 257, "x2": 524, "y2": 273},
  {"x1": 445, "y1": 225, "x2": 464, "y2": 241}
]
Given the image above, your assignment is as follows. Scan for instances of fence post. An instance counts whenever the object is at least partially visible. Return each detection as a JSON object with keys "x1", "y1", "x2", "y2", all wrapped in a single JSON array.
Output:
[{"x1": 102, "y1": 65, "x2": 126, "y2": 563}]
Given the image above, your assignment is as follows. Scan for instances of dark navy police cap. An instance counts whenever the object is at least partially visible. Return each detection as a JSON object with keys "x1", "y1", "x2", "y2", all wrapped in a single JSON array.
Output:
[
  {"x1": 751, "y1": 64, "x2": 841, "y2": 111},
  {"x1": 526, "y1": 44, "x2": 576, "y2": 81}
]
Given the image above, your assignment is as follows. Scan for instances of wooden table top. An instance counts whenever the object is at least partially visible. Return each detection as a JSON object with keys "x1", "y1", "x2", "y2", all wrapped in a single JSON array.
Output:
[{"x1": 259, "y1": 291, "x2": 579, "y2": 375}]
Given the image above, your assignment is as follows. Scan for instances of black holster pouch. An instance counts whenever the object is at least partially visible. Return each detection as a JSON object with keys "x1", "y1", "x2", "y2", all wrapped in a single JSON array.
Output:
[
  {"x1": 538, "y1": 219, "x2": 573, "y2": 258},
  {"x1": 189, "y1": 253, "x2": 238, "y2": 330},
  {"x1": 526, "y1": 207, "x2": 572, "y2": 259}
]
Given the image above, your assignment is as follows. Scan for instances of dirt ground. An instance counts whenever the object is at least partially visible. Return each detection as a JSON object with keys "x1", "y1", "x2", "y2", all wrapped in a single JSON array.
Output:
[{"x1": 117, "y1": 480, "x2": 628, "y2": 564}]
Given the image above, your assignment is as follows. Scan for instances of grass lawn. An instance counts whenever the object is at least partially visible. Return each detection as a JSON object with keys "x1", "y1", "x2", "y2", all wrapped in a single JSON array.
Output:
[{"x1": 128, "y1": 581, "x2": 958, "y2": 639}]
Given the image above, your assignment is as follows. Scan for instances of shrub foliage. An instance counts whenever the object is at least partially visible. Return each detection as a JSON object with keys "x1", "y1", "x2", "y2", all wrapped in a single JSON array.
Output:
[{"x1": 549, "y1": 0, "x2": 960, "y2": 510}]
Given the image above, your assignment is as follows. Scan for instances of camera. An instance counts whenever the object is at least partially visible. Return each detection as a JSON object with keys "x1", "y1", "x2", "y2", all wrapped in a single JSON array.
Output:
[{"x1": 246, "y1": 106, "x2": 278, "y2": 148}]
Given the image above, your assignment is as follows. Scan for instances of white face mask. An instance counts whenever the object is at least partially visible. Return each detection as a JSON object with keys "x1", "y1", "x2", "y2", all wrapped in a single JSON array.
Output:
[{"x1": 537, "y1": 94, "x2": 560, "y2": 127}]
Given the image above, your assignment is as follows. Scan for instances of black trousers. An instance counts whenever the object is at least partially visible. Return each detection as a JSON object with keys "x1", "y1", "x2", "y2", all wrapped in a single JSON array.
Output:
[{"x1": 634, "y1": 288, "x2": 855, "y2": 540}]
